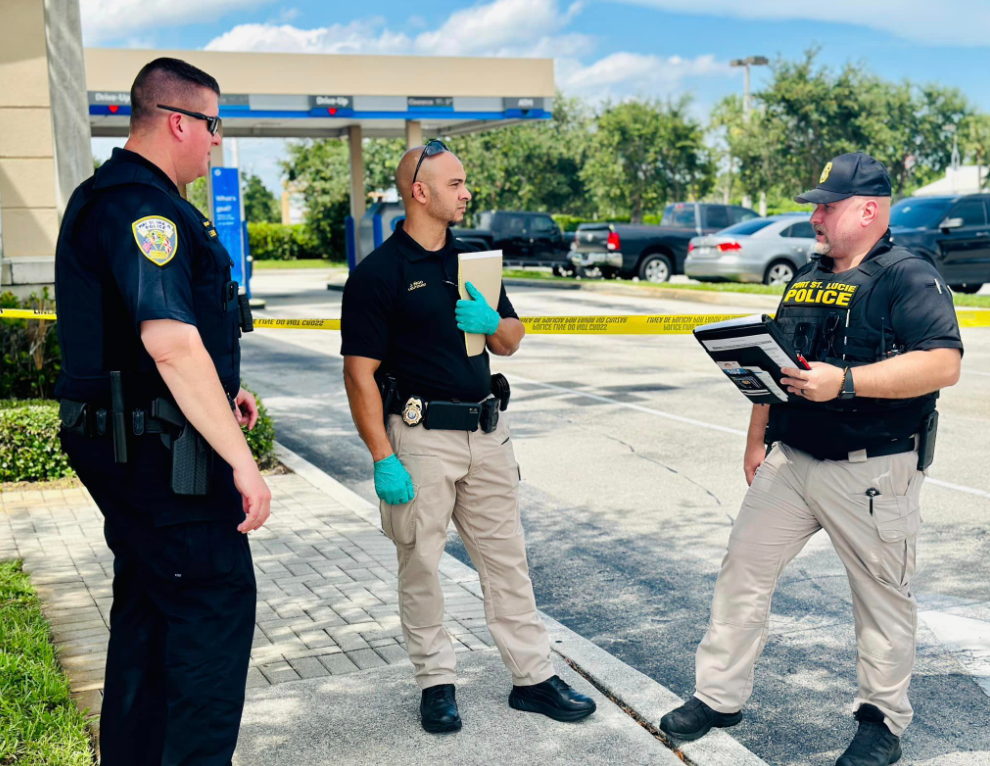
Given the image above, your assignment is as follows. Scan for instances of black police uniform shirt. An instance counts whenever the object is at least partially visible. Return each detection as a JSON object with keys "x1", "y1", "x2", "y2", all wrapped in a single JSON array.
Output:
[
  {"x1": 54, "y1": 148, "x2": 244, "y2": 526},
  {"x1": 54, "y1": 147, "x2": 241, "y2": 406},
  {"x1": 769, "y1": 229, "x2": 963, "y2": 458},
  {"x1": 340, "y1": 220, "x2": 518, "y2": 402}
]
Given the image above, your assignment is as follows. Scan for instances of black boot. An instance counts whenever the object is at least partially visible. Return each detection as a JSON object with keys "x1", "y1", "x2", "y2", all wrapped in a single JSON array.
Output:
[
  {"x1": 659, "y1": 697, "x2": 742, "y2": 741},
  {"x1": 509, "y1": 675, "x2": 596, "y2": 722},
  {"x1": 420, "y1": 684, "x2": 461, "y2": 734},
  {"x1": 835, "y1": 704, "x2": 902, "y2": 766}
]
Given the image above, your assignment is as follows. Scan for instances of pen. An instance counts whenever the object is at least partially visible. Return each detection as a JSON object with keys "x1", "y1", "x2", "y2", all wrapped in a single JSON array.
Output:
[{"x1": 795, "y1": 353, "x2": 812, "y2": 371}]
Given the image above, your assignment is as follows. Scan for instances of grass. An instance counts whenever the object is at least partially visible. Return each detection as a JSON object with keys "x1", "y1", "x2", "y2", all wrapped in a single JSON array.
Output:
[
  {"x1": 501, "y1": 268, "x2": 990, "y2": 305},
  {"x1": 0, "y1": 560, "x2": 95, "y2": 766},
  {"x1": 252, "y1": 258, "x2": 346, "y2": 270}
]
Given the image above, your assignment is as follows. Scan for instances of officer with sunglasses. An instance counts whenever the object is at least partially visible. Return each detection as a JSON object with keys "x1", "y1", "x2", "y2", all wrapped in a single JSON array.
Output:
[
  {"x1": 53, "y1": 57, "x2": 268, "y2": 765},
  {"x1": 341, "y1": 141, "x2": 596, "y2": 733}
]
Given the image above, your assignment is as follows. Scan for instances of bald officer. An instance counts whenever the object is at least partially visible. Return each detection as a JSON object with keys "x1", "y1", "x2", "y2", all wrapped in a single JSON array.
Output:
[
  {"x1": 341, "y1": 140, "x2": 595, "y2": 733},
  {"x1": 660, "y1": 153, "x2": 962, "y2": 766}
]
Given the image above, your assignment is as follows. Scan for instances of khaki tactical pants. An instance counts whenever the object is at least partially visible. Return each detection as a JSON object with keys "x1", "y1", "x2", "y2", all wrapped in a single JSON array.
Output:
[
  {"x1": 382, "y1": 412, "x2": 555, "y2": 690},
  {"x1": 695, "y1": 442, "x2": 923, "y2": 735}
]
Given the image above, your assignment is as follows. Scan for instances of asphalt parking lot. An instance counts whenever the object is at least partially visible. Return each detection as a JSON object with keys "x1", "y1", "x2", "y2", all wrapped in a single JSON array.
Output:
[{"x1": 240, "y1": 269, "x2": 990, "y2": 766}]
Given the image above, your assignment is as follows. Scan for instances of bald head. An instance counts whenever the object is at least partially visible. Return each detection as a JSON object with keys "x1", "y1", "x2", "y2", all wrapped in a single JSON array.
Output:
[{"x1": 395, "y1": 144, "x2": 471, "y2": 228}]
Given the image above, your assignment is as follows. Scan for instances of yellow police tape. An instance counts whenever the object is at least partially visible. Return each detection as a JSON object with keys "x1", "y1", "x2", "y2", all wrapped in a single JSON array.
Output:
[{"x1": 4, "y1": 307, "x2": 990, "y2": 333}]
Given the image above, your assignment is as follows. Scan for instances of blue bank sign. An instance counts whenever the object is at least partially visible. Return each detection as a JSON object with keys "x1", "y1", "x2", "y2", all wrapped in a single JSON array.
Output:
[{"x1": 210, "y1": 167, "x2": 246, "y2": 288}]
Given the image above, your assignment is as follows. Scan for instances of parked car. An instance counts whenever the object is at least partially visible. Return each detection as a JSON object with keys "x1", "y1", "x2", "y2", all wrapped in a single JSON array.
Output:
[
  {"x1": 451, "y1": 210, "x2": 573, "y2": 274},
  {"x1": 685, "y1": 215, "x2": 814, "y2": 285},
  {"x1": 889, "y1": 194, "x2": 990, "y2": 293},
  {"x1": 569, "y1": 202, "x2": 759, "y2": 282}
]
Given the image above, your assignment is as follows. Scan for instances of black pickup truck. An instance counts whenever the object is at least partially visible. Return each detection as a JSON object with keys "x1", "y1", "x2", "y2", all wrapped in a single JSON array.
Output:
[
  {"x1": 451, "y1": 211, "x2": 573, "y2": 273},
  {"x1": 888, "y1": 194, "x2": 990, "y2": 293},
  {"x1": 569, "y1": 202, "x2": 759, "y2": 282}
]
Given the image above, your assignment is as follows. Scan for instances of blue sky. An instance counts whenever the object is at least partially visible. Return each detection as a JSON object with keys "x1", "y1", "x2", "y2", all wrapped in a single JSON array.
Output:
[{"x1": 85, "y1": 0, "x2": 990, "y2": 195}]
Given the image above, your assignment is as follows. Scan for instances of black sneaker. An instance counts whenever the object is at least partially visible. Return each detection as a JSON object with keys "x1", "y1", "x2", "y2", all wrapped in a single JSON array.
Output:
[
  {"x1": 420, "y1": 684, "x2": 461, "y2": 734},
  {"x1": 659, "y1": 697, "x2": 742, "y2": 741},
  {"x1": 509, "y1": 675, "x2": 596, "y2": 722},
  {"x1": 835, "y1": 704, "x2": 902, "y2": 766}
]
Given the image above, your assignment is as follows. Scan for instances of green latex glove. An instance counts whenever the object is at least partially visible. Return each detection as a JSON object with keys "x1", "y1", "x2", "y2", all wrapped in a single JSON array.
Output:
[
  {"x1": 455, "y1": 282, "x2": 501, "y2": 336},
  {"x1": 374, "y1": 454, "x2": 415, "y2": 505}
]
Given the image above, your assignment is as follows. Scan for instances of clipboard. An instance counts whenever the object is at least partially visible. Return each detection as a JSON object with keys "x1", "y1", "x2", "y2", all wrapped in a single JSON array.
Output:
[
  {"x1": 693, "y1": 314, "x2": 809, "y2": 404},
  {"x1": 457, "y1": 250, "x2": 503, "y2": 357}
]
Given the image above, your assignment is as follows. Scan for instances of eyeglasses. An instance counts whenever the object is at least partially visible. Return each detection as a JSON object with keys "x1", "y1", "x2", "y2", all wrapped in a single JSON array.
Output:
[
  {"x1": 157, "y1": 104, "x2": 222, "y2": 136},
  {"x1": 411, "y1": 139, "x2": 449, "y2": 186}
]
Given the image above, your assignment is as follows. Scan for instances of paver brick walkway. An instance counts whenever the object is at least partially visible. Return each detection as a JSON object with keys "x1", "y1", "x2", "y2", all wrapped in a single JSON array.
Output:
[{"x1": 0, "y1": 474, "x2": 497, "y2": 732}]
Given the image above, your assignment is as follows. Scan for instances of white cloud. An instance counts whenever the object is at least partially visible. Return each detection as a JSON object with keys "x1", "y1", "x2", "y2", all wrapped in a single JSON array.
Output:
[
  {"x1": 204, "y1": 17, "x2": 413, "y2": 55},
  {"x1": 562, "y1": 52, "x2": 734, "y2": 97},
  {"x1": 80, "y1": 0, "x2": 274, "y2": 45},
  {"x1": 609, "y1": 0, "x2": 990, "y2": 46}
]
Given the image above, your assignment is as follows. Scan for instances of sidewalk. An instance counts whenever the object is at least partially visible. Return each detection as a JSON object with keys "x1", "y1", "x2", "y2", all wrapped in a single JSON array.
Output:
[{"x1": 0, "y1": 446, "x2": 766, "y2": 766}]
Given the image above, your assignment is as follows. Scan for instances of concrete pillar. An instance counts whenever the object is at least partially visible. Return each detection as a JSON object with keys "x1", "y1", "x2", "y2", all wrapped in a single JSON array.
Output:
[
  {"x1": 349, "y1": 125, "x2": 365, "y2": 260},
  {"x1": 0, "y1": 0, "x2": 90, "y2": 297},
  {"x1": 405, "y1": 120, "x2": 423, "y2": 150}
]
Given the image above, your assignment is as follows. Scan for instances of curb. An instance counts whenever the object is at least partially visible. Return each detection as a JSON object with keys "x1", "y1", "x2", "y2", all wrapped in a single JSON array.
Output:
[{"x1": 273, "y1": 441, "x2": 769, "y2": 766}]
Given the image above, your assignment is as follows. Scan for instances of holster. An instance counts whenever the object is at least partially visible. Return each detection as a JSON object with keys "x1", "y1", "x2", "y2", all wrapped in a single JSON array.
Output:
[
  {"x1": 379, "y1": 374, "x2": 399, "y2": 428},
  {"x1": 151, "y1": 398, "x2": 213, "y2": 495}
]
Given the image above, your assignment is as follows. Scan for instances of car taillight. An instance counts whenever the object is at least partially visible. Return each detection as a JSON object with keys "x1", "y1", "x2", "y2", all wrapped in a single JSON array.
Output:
[
  {"x1": 717, "y1": 240, "x2": 742, "y2": 252},
  {"x1": 574, "y1": 231, "x2": 579, "y2": 244},
  {"x1": 606, "y1": 231, "x2": 621, "y2": 251},
  {"x1": 687, "y1": 242, "x2": 695, "y2": 252}
]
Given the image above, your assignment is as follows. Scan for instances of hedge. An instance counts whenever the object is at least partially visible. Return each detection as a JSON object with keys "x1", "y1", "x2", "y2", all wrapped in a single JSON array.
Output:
[
  {"x1": 0, "y1": 389, "x2": 279, "y2": 483},
  {"x1": 1, "y1": 291, "x2": 60, "y2": 400},
  {"x1": 247, "y1": 222, "x2": 321, "y2": 261}
]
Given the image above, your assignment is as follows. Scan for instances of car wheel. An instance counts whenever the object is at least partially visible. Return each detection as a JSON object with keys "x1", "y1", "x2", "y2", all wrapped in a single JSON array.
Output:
[
  {"x1": 638, "y1": 253, "x2": 672, "y2": 283},
  {"x1": 764, "y1": 260, "x2": 795, "y2": 286},
  {"x1": 950, "y1": 283, "x2": 982, "y2": 294}
]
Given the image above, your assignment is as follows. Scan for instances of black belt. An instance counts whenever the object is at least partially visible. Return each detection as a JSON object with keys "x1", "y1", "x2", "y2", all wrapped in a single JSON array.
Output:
[
  {"x1": 59, "y1": 399, "x2": 174, "y2": 438},
  {"x1": 806, "y1": 436, "x2": 916, "y2": 462},
  {"x1": 387, "y1": 395, "x2": 500, "y2": 433}
]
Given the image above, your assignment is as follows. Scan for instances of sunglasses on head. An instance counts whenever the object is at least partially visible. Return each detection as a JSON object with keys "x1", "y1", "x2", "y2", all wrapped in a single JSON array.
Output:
[
  {"x1": 157, "y1": 104, "x2": 222, "y2": 136},
  {"x1": 411, "y1": 139, "x2": 449, "y2": 186}
]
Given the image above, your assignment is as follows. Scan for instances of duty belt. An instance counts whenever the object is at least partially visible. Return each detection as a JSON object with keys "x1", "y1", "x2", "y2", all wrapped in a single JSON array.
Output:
[
  {"x1": 59, "y1": 399, "x2": 174, "y2": 438},
  {"x1": 801, "y1": 435, "x2": 917, "y2": 463},
  {"x1": 387, "y1": 395, "x2": 501, "y2": 433}
]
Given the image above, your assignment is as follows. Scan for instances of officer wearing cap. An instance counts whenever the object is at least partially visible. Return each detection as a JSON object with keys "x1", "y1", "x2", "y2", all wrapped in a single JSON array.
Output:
[
  {"x1": 660, "y1": 153, "x2": 962, "y2": 766},
  {"x1": 341, "y1": 141, "x2": 595, "y2": 733},
  {"x1": 54, "y1": 57, "x2": 270, "y2": 765}
]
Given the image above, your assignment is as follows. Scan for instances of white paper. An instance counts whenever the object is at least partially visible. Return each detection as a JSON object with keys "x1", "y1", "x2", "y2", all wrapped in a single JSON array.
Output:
[{"x1": 701, "y1": 335, "x2": 795, "y2": 370}]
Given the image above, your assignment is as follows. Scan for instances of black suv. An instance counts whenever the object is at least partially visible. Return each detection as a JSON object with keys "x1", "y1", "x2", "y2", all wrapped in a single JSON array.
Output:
[
  {"x1": 451, "y1": 211, "x2": 572, "y2": 272},
  {"x1": 890, "y1": 194, "x2": 990, "y2": 293}
]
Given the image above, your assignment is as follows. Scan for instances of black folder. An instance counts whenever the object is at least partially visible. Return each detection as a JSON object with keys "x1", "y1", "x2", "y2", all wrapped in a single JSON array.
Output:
[{"x1": 693, "y1": 314, "x2": 807, "y2": 404}]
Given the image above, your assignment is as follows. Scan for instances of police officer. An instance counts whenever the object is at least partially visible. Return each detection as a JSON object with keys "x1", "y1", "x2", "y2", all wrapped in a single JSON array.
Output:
[
  {"x1": 659, "y1": 153, "x2": 963, "y2": 766},
  {"x1": 341, "y1": 141, "x2": 595, "y2": 733},
  {"x1": 54, "y1": 58, "x2": 271, "y2": 765}
]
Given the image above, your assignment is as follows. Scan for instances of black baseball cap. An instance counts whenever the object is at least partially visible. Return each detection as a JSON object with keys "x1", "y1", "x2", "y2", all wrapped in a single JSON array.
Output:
[{"x1": 795, "y1": 152, "x2": 892, "y2": 205}]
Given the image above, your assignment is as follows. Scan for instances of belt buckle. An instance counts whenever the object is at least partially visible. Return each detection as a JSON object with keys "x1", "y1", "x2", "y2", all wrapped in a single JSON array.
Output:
[{"x1": 402, "y1": 396, "x2": 424, "y2": 427}]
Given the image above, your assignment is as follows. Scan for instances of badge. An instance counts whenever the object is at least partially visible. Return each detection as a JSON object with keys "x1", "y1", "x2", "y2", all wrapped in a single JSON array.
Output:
[
  {"x1": 132, "y1": 216, "x2": 178, "y2": 266},
  {"x1": 402, "y1": 397, "x2": 424, "y2": 427},
  {"x1": 819, "y1": 162, "x2": 833, "y2": 184}
]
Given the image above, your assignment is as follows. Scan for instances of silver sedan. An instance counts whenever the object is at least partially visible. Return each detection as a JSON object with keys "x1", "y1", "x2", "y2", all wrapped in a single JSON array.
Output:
[{"x1": 685, "y1": 214, "x2": 815, "y2": 285}]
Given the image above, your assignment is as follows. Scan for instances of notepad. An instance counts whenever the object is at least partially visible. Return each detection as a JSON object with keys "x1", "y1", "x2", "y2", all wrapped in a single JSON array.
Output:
[
  {"x1": 693, "y1": 314, "x2": 806, "y2": 404},
  {"x1": 457, "y1": 250, "x2": 503, "y2": 357}
]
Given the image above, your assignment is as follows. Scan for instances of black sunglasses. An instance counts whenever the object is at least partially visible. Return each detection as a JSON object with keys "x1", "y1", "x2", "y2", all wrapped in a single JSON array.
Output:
[
  {"x1": 157, "y1": 104, "x2": 222, "y2": 136},
  {"x1": 411, "y1": 139, "x2": 449, "y2": 186}
]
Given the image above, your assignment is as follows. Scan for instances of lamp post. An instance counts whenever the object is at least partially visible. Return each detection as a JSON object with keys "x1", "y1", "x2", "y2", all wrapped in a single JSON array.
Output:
[{"x1": 730, "y1": 56, "x2": 769, "y2": 212}]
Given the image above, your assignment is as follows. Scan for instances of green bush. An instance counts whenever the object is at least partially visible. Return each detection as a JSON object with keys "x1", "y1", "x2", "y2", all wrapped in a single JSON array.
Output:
[
  {"x1": 0, "y1": 400, "x2": 74, "y2": 483},
  {"x1": 1, "y1": 291, "x2": 60, "y2": 400},
  {"x1": 247, "y1": 222, "x2": 321, "y2": 261},
  {"x1": 0, "y1": 392, "x2": 279, "y2": 483}
]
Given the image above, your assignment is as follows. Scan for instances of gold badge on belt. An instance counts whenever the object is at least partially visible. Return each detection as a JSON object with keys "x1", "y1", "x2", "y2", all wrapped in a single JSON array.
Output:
[{"x1": 402, "y1": 397, "x2": 424, "y2": 427}]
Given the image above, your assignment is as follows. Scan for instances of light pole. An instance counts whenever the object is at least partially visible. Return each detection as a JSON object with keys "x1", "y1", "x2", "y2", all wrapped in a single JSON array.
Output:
[{"x1": 730, "y1": 56, "x2": 769, "y2": 212}]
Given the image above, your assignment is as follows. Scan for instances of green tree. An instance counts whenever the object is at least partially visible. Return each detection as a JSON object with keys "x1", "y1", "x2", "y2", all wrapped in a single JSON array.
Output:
[
  {"x1": 242, "y1": 172, "x2": 281, "y2": 223},
  {"x1": 186, "y1": 176, "x2": 209, "y2": 215},
  {"x1": 581, "y1": 97, "x2": 713, "y2": 222},
  {"x1": 281, "y1": 138, "x2": 351, "y2": 260}
]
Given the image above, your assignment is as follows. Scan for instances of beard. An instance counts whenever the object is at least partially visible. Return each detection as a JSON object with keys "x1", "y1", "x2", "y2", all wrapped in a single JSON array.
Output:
[{"x1": 813, "y1": 225, "x2": 831, "y2": 256}]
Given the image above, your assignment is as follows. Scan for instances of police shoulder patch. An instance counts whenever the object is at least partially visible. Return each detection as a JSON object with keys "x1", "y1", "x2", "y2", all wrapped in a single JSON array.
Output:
[{"x1": 132, "y1": 215, "x2": 179, "y2": 266}]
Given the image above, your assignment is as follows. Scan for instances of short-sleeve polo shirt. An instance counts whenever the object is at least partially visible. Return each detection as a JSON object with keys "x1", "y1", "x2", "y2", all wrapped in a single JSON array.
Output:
[{"x1": 341, "y1": 221, "x2": 518, "y2": 402}]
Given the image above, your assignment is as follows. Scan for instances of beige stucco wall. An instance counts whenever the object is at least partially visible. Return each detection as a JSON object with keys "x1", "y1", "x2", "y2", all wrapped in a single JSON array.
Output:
[
  {"x1": 0, "y1": 0, "x2": 59, "y2": 264},
  {"x1": 84, "y1": 48, "x2": 556, "y2": 98}
]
